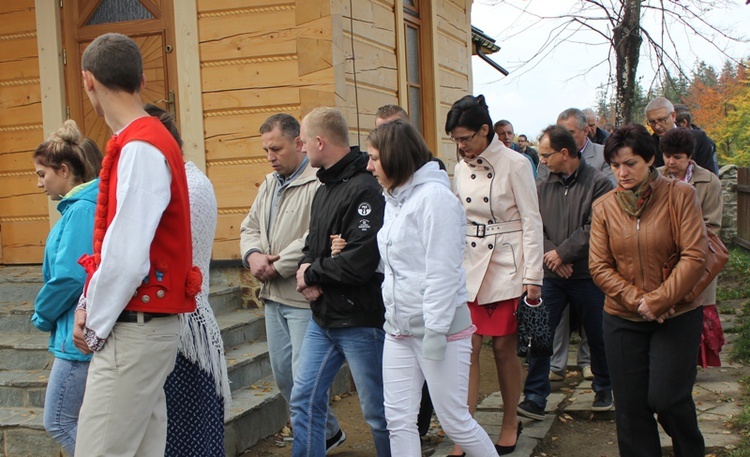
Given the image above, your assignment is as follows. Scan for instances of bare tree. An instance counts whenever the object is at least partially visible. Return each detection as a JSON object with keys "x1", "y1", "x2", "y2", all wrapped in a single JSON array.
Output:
[{"x1": 483, "y1": 0, "x2": 747, "y2": 124}]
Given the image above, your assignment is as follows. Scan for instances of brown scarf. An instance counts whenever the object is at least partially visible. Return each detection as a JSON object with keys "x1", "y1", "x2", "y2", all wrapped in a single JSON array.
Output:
[{"x1": 615, "y1": 167, "x2": 658, "y2": 217}]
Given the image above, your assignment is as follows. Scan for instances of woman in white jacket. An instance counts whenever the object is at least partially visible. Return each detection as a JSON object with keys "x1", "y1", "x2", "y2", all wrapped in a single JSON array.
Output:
[{"x1": 365, "y1": 120, "x2": 497, "y2": 456}]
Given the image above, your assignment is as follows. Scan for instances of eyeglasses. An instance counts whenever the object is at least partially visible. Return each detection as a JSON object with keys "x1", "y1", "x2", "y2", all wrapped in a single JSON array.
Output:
[
  {"x1": 450, "y1": 132, "x2": 478, "y2": 144},
  {"x1": 647, "y1": 113, "x2": 673, "y2": 127},
  {"x1": 539, "y1": 151, "x2": 561, "y2": 160}
]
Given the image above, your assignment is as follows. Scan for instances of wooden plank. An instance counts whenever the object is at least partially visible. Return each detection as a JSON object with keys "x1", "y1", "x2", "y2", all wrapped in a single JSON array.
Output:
[
  {"x1": 0, "y1": 0, "x2": 34, "y2": 15},
  {"x1": 0, "y1": 220, "x2": 47, "y2": 264},
  {"x1": 209, "y1": 162, "x2": 272, "y2": 209},
  {"x1": 0, "y1": 36, "x2": 38, "y2": 62},
  {"x1": 197, "y1": 0, "x2": 292, "y2": 14},
  {"x1": 198, "y1": 9, "x2": 295, "y2": 41},
  {"x1": 205, "y1": 135, "x2": 264, "y2": 162},
  {"x1": 0, "y1": 127, "x2": 43, "y2": 154},
  {"x1": 212, "y1": 238, "x2": 242, "y2": 261},
  {"x1": 201, "y1": 59, "x2": 334, "y2": 93},
  {"x1": 0, "y1": 58, "x2": 40, "y2": 81},
  {"x1": 0, "y1": 5, "x2": 36, "y2": 36},
  {"x1": 296, "y1": 0, "x2": 330, "y2": 25},
  {"x1": 204, "y1": 111, "x2": 298, "y2": 140},
  {"x1": 0, "y1": 177, "x2": 48, "y2": 217},
  {"x1": 202, "y1": 86, "x2": 301, "y2": 111},
  {"x1": 0, "y1": 75, "x2": 42, "y2": 111},
  {"x1": 0, "y1": 99, "x2": 42, "y2": 126},
  {"x1": 0, "y1": 150, "x2": 38, "y2": 173}
]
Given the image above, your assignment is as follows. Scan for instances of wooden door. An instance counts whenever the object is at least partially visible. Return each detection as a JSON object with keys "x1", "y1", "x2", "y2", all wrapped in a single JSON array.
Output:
[{"x1": 61, "y1": 0, "x2": 178, "y2": 151}]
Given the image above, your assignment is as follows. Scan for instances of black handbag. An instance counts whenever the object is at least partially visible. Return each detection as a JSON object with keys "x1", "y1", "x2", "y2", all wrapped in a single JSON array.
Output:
[{"x1": 516, "y1": 293, "x2": 553, "y2": 358}]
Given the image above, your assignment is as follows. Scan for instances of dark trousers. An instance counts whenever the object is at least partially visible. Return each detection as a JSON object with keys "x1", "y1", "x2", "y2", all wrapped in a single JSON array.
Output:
[
  {"x1": 523, "y1": 278, "x2": 610, "y2": 407},
  {"x1": 603, "y1": 308, "x2": 704, "y2": 457}
]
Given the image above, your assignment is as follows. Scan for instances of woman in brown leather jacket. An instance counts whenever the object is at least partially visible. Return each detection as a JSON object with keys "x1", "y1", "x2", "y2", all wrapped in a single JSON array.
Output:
[{"x1": 589, "y1": 124, "x2": 708, "y2": 457}]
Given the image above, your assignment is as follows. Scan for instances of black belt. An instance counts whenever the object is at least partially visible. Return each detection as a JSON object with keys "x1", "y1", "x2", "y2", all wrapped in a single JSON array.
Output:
[{"x1": 117, "y1": 310, "x2": 176, "y2": 323}]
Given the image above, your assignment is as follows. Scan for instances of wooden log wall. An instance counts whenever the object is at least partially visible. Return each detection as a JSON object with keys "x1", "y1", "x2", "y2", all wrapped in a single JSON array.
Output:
[
  {"x1": 337, "y1": 0, "x2": 399, "y2": 146},
  {"x1": 435, "y1": 0, "x2": 472, "y2": 172},
  {"x1": 197, "y1": 0, "x2": 338, "y2": 259},
  {"x1": 0, "y1": 1, "x2": 47, "y2": 264}
]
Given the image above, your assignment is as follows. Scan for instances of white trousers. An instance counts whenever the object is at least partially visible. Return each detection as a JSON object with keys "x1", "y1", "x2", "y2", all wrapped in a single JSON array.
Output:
[
  {"x1": 76, "y1": 316, "x2": 179, "y2": 457},
  {"x1": 382, "y1": 334, "x2": 496, "y2": 456}
]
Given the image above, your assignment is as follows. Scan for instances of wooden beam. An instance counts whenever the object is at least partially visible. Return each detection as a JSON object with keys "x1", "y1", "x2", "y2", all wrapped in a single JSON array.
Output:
[
  {"x1": 35, "y1": 0, "x2": 66, "y2": 230},
  {"x1": 174, "y1": 0, "x2": 207, "y2": 172}
]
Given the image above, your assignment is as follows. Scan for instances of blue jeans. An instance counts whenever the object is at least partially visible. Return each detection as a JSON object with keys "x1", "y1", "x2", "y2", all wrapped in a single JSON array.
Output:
[
  {"x1": 290, "y1": 320, "x2": 390, "y2": 457},
  {"x1": 44, "y1": 357, "x2": 89, "y2": 455},
  {"x1": 523, "y1": 278, "x2": 610, "y2": 408},
  {"x1": 264, "y1": 301, "x2": 340, "y2": 440}
]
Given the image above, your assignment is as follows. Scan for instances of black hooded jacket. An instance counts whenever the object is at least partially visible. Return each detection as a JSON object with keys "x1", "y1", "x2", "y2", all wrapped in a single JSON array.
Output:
[{"x1": 301, "y1": 147, "x2": 386, "y2": 329}]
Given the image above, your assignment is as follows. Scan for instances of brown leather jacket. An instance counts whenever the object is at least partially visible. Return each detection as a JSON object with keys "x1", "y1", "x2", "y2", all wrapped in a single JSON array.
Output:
[{"x1": 589, "y1": 174, "x2": 708, "y2": 320}]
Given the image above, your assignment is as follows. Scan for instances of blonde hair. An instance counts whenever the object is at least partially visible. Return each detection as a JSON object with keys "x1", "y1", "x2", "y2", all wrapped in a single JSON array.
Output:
[
  {"x1": 34, "y1": 120, "x2": 102, "y2": 183},
  {"x1": 302, "y1": 107, "x2": 349, "y2": 147}
]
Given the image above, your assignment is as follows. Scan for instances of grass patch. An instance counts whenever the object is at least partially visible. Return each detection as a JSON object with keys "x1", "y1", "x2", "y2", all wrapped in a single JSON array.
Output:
[
  {"x1": 730, "y1": 377, "x2": 750, "y2": 457},
  {"x1": 718, "y1": 247, "x2": 750, "y2": 302}
]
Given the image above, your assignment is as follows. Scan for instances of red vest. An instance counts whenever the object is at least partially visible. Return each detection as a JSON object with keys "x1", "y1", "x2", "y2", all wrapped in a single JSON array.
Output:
[{"x1": 83, "y1": 116, "x2": 199, "y2": 314}]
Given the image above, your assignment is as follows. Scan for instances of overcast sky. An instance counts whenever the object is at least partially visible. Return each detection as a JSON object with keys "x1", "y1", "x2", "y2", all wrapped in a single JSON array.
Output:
[{"x1": 469, "y1": 0, "x2": 750, "y2": 142}]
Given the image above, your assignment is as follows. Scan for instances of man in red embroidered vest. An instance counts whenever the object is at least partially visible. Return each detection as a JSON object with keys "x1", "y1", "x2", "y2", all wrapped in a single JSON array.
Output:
[{"x1": 72, "y1": 33, "x2": 199, "y2": 457}]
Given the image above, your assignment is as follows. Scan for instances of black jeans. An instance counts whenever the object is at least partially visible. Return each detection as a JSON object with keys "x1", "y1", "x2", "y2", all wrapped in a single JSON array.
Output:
[{"x1": 603, "y1": 307, "x2": 704, "y2": 457}]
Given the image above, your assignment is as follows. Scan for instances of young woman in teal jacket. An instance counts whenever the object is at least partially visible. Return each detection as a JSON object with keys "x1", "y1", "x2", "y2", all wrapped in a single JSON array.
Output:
[{"x1": 32, "y1": 120, "x2": 101, "y2": 455}]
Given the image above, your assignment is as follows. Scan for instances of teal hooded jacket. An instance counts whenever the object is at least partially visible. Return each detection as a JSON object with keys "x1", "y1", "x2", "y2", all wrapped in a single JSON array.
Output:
[{"x1": 32, "y1": 179, "x2": 98, "y2": 362}]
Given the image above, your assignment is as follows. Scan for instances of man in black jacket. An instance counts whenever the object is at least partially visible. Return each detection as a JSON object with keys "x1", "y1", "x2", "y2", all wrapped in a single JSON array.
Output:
[
  {"x1": 290, "y1": 107, "x2": 390, "y2": 457},
  {"x1": 645, "y1": 97, "x2": 719, "y2": 175}
]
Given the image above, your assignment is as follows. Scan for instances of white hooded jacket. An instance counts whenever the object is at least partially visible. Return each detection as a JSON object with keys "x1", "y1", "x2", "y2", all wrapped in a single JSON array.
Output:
[{"x1": 378, "y1": 161, "x2": 472, "y2": 360}]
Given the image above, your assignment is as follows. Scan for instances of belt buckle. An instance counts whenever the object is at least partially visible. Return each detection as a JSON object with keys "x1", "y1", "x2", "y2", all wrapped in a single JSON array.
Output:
[{"x1": 475, "y1": 224, "x2": 486, "y2": 238}]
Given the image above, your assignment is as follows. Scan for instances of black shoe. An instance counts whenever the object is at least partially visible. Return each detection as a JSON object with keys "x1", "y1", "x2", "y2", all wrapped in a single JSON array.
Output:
[
  {"x1": 517, "y1": 399, "x2": 545, "y2": 421},
  {"x1": 495, "y1": 421, "x2": 523, "y2": 455},
  {"x1": 325, "y1": 429, "x2": 346, "y2": 454},
  {"x1": 592, "y1": 389, "x2": 614, "y2": 412}
]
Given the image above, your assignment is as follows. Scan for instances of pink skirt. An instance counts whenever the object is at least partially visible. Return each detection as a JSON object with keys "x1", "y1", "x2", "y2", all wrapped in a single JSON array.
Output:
[{"x1": 468, "y1": 298, "x2": 519, "y2": 337}]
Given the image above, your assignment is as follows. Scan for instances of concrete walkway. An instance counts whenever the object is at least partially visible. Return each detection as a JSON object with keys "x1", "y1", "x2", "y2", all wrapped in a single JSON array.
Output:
[{"x1": 431, "y1": 333, "x2": 745, "y2": 456}]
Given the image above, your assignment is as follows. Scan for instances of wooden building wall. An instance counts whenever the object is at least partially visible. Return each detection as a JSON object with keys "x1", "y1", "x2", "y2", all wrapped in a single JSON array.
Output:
[
  {"x1": 435, "y1": 0, "x2": 472, "y2": 171},
  {"x1": 0, "y1": 1, "x2": 47, "y2": 264},
  {"x1": 337, "y1": 0, "x2": 399, "y2": 146}
]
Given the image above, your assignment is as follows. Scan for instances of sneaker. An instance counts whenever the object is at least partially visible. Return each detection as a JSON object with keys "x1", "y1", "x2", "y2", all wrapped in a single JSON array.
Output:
[
  {"x1": 592, "y1": 390, "x2": 614, "y2": 412},
  {"x1": 517, "y1": 399, "x2": 545, "y2": 421},
  {"x1": 326, "y1": 429, "x2": 346, "y2": 454},
  {"x1": 582, "y1": 365, "x2": 594, "y2": 380},
  {"x1": 549, "y1": 371, "x2": 565, "y2": 381}
]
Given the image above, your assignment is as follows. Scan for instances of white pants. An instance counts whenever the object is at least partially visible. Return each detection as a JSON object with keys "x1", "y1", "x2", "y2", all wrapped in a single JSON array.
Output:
[
  {"x1": 76, "y1": 317, "x2": 179, "y2": 457},
  {"x1": 382, "y1": 334, "x2": 496, "y2": 456}
]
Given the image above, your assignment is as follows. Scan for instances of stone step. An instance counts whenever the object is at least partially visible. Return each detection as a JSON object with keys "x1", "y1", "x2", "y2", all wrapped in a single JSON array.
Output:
[
  {"x1": 0, "y1": 333, "x2": 52, "y2": 371},
  {"x1": 0, "y1": 407, "x2": 65, "y2": 456},
  {"x1": 0, "y1": 305, "x2": 262, "y2": 374},
  {"x1": 225, "y1": 340, "x2": 271, "y2": 393},
  {"x1": 0, "y1": 283, "x2": 249, "y2": 335},
  {"x1": 224, "y1": 378, "x2": 287, "y2": 456},
  {"x1": 0, "y1": 370, "x2": 48, "y2": 409},
  {"x1": 216, "y1": 307, "x2": 265, "y2": 350},
  {"x1": 0, "y1": 336, "x2": 272, "y2": 409}
]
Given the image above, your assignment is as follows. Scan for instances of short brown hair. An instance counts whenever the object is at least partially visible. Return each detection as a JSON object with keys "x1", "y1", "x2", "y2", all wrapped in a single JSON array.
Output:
[
  {"x1": 660, "y1": 127, "x2": 696, "y2": 158},
  {"x1": 302, "y1": 107, "x2": 349, "y2": 147},
  {"x1": 82, "y1": 33, "x2": 143, "y2": 93},
  {"x1": 366, "y1": 119, "x2": 432, "y2": 192},
  {"x1": 375, "y1": 105, "x2": 408, "y2": 122}
]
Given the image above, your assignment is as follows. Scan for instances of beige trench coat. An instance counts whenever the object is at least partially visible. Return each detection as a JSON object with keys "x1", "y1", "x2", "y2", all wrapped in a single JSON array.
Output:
[
  {"x1": 453, "y1": 137, "x2": 544, "y2": 304},
  {"x1": 659, "y1": 161, "x2": 723, "y2": 305}
]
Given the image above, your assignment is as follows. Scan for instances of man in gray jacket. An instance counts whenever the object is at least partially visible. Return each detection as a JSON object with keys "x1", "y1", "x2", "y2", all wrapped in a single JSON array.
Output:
[
  {"x1": 239, "y1": 114, "x2": 345, "y2": 452},
  {"x1": 518, "y1": 125, "x2": 614, "y2": 421},
  {"x1": 538, "y1": 108, "x2": 615, "y2": 184}
]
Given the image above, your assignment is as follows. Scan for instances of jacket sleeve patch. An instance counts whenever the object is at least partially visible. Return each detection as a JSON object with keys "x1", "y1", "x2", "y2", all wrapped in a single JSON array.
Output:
[
  {"x1": 358, "y1": 219, "x2": 371, "y2": 231},
  {"x1": 357, "y1": 202, "x2": 372, "y2": 216}
]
